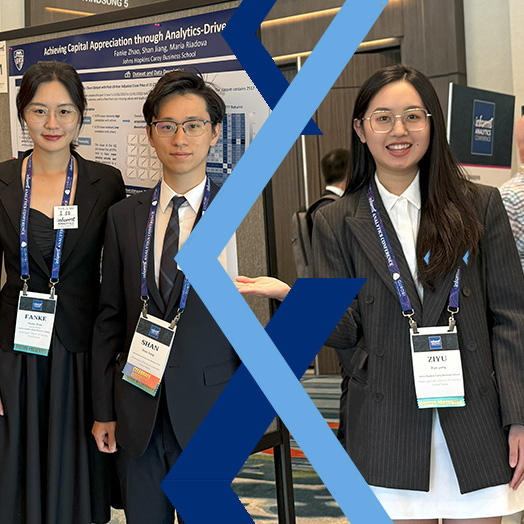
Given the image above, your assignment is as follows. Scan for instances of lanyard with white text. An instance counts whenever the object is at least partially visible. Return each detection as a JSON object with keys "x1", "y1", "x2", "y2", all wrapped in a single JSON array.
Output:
[
  {"x1": 140, "y1": 176, "x2": 211, "y2": 327},
  {"x1": 366, "y1": 182, "x2": 461, "y2": 331},
  {"x1": 20, "y1": 154, "x2": 74, "y2": 298}
]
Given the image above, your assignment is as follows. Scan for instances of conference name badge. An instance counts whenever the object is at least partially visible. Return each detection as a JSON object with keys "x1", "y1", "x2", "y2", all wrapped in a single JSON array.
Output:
[
  {"x1": 54, "y1": 205, "x2": 78, "y2": 229},
  {"x1": 123, "y1": 315, "x2": 176, "y2": 396},
  {"x1": 14, "y1": 291, "x2": 57, "y2": 356},
  {"x1": 410, "y1": 326, "x2": 465, "y2": 409}
]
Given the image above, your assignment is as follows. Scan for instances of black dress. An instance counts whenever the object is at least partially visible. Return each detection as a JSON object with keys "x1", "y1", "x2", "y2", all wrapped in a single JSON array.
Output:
[{"x1": 0, "y1": 209, "x2": 117, "y2": 524}]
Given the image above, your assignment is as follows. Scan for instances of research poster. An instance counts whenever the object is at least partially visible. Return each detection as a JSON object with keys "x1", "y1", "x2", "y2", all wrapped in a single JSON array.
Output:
[{"x1": 9, "y1": 8, "x2": 270, "y2": 192}]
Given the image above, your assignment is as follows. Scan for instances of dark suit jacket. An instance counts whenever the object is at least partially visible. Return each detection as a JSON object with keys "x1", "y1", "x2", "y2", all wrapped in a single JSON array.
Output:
[
  {"x1": 305, "y1": 189, "x2": 340, "y2": 241},
  {"x1": 92, "y1": 181, "x2": 240, "y2": 458},
  {"x1": 313, "y1": 181, "x2": 524, "y2": 493},
  {"x1": 0, "y1": 151, "x2": 125, "y2": 354}
]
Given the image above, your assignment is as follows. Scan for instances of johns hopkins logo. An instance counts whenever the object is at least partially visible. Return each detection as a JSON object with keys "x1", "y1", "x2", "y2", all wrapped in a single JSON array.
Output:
[
  {"x1": 32, "y1": 299, "x2": 43, "y2": 312},
  {"x1": 149, "y1": 326, "x2": 161, "y2": 339},
  {"x1": 14, "y1": 49, "x2": 25, "y2": 71},
  {"x1": 429, "y1": 336, "x2": 443, "y2": 350},
  {"x1": 471, "y1": 99, "x2": 495, "y2": 156}
]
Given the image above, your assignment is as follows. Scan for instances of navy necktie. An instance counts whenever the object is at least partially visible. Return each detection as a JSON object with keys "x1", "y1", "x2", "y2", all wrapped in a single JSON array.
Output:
[{"x1": 159, "y1": 196, "x2": 186, "y2": 307}]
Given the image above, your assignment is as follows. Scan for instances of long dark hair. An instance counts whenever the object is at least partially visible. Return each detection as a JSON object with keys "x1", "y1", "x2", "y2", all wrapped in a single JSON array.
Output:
[{"x1": 348, "y1": 64, "x2": 482, "y2": 289}]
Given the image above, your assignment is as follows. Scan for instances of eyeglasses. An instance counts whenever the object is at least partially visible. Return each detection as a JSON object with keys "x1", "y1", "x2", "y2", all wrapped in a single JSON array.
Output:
[
  {"x1": 150, "y1": 119, "x2": 212, "y2": 138},
  {"x1": 25, "y1": 105, "x2": 79, "y2": 124},
  {"x1": 362, "y1": 108, "x2": 431, "y2": 133}
]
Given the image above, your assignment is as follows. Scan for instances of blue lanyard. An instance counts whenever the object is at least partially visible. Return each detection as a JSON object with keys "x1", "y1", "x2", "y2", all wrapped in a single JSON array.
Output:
[
  {"x1": 140, "y1": 176, "x2": 211, "y2": 327},
  {"x1": 367, "y1": 183, "x2": 461, "y2": 330},
  {"x1": 20, "y1": 154, "x2": 74, "y2": 297}
]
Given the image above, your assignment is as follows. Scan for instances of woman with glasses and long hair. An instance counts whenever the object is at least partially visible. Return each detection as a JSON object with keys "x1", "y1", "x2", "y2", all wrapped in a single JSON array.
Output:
[
  {"x1": 0, "y1": 61, "x2": 125, "y2": 524},
  {"x1": 312, "y1": 64, "x2": 524, "y2": 522}
]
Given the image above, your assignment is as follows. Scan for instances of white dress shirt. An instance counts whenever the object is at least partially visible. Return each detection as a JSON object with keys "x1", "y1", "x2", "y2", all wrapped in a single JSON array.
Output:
[
  {"x1": 375, "y1": 172, "x2": 423, "y2": 300},
  {"x1": 154, "y1": 177, "x2": 227, "y2": 287}
]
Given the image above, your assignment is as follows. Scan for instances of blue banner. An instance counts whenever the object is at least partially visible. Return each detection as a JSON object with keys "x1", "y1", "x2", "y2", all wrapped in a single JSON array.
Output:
[
  {"x1": 10, "y1": 9, "x2": 236, "y2": 77},
  {"x1": 471, "y1": 99, "x2": 495, "y2": 156}
]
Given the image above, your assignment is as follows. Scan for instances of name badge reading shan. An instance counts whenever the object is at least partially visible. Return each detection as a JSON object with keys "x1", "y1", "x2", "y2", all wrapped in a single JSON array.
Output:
[
  {"x1": 410, "y1": 326, "x2": 465, "y2": 409},
  {"x1": 54, "y1": 205, "x2": 78, "y2": 229},
  {"x1": 122, "y1": 315, "x2": 176, "y2": 396},
  {"x1": 14, "y1": 291, "x2": 57, "y2": 356}
]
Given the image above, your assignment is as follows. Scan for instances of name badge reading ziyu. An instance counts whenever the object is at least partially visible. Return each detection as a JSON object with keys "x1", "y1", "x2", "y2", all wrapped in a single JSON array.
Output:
[
  {"x1": 123, "y1": 315, "x2": 176, "y2": 396},
  {"x1": 14, "y1": 291, "x2": 57, "y2": 356},
  {"x1": 54, "y1": 205, "x2": 78, "y2": 230},
  {"x1": 410, "y1": 325, "x2": 465, "y2": 409}
]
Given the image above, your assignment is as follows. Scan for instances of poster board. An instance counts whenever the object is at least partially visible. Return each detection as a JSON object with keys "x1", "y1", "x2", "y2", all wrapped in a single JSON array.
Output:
[
  {"x1": 8, "y1": 8, "x2": 269, "y2": 192},
  {"x1": 8, "y1": 6, "x2": 270, "y2": 279},
  {"x1": 447, "y1": 83, "x2": 515, "y2": 187}
]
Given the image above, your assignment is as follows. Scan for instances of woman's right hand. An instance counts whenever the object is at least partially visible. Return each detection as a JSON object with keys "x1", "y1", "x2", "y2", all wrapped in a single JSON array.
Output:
[
  {"x1": 0, "y1": 396, "x2": 4, "y2": 416},
  {"x1": 235, "y1": 276, "x2": 291, "y2": 301}
]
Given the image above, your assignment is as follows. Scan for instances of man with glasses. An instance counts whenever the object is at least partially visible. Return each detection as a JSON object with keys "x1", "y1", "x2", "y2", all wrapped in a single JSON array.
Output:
[{"x1": 91, "y1": 70, "x2": 239, "y2": 524}]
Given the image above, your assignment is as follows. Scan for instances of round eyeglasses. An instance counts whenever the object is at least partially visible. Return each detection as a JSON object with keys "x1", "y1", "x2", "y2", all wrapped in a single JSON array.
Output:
[
  {"x1": 25, "y1": 105, "x2": 79, "y2": 124},
  {"x1": 150, "y1": 119, "x2": 212, "y2": 138},
  {"x1": 362, "y1": 108, "x2": 431, "y2": 134}
]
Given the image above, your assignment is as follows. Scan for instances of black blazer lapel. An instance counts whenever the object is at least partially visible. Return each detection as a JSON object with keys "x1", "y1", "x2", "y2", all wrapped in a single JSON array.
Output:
[
  {"x1": 0, "y1": 154, "x2": 50, "y2": 277},
  {"x1": 347, "y1": 184, "x2": 423, "y2": 324},
  {"x1": 0, "y1": 157, "x2": 24, "y2": 237},
  {"x1": 422, "y1": 271, "x2": 457, "y2": 327},
  {"x1": 60, "y1": 154, "x2": 100, "y2": 267},
  {"x1": 134, "y1": 188, "x2": 164, "y2": 314}
]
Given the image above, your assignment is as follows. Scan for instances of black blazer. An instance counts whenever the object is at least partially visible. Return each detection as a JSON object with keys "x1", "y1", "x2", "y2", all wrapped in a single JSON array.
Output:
[
  {"x1": 0, "y1": 151, "x2": 125, "y2": 354},
  {"x1": 306, "y1": 190, "x2": 340, "y2": 240},
  {"x1": 313, "y1": 181, "x2": 524, "y2": 494},
  {"x1": 91, "y1": 181, "x2": 240, "y2": 457}
]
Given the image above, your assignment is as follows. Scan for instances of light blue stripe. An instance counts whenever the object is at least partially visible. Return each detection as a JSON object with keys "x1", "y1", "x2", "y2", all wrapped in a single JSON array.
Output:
[{"x1": 177, "y1": 1, "x2": 392, "y2": 522}]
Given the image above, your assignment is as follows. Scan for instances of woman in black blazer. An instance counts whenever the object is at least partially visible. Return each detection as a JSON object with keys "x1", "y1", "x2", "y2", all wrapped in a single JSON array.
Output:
[
  {"x1": 0, "y1": 61, "x2": 125, "y2": 524},
  {"x1": 313, "y1": 65, "x2": 524, "y2": 522}
]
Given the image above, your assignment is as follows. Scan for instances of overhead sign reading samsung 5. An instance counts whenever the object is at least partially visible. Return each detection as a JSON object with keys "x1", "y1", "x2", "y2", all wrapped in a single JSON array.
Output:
[
  {"x1": 28, "y1": 0, "x2": 162, "y2": 26},
  {"x1": 81, "y1": 0, "x2": 131, "y2": 7}
]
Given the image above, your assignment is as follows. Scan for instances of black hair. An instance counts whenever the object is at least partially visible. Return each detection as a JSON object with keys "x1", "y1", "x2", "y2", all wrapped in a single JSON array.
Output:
[
  {"x1": 143, "y1": 69, "x2": 225, "y2": 131},
  {"x1": 321, "y1": 148, "x2": 350, "y2": 185},
  {"x1": 348, "y1": 64, "x2": 482, "y2": 288},
  {"x1": 16, "y1": 60, "x2": 86, "y2": 127}
]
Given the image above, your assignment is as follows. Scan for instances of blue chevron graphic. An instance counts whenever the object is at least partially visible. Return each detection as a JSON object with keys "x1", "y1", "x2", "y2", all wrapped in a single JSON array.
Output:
[
  {"x1": 167, "y1": 1, "x2": 391, "y2": 522},
  {"x1": 221, "y1": 0, "x2": 321, "y2": 135},
  {"x1": 426, "y1": 250, "x2": 469, "y2": 265},
  {"x1": 162, "y1": 279, "x2": 368, "y2": 523}
]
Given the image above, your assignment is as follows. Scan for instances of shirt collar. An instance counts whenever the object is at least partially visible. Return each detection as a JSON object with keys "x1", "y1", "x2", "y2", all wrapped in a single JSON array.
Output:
[
  {"x1": 159, "y1": 176, "x2": 206, "y2": 214},
  {"x1": 325, "y1": 185, "x2": 344, "y2": 197},
  {"x1": 375, "y1": 172, "x2": 421, "y2": 212}
]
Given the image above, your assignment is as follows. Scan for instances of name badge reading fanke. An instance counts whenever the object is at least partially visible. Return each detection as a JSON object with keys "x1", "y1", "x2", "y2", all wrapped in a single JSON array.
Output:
[{"x1": 14, "y1": 291, "x2": 57, "y2": 356}]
